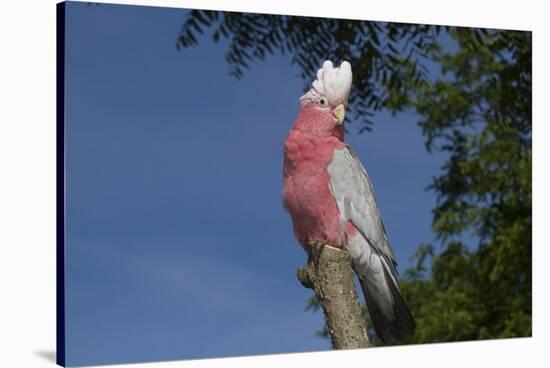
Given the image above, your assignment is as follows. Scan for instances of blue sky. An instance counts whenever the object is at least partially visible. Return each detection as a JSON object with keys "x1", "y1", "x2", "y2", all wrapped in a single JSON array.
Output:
[{"x1": 64, "y1": 2, "x2": 446, "y2": 366}]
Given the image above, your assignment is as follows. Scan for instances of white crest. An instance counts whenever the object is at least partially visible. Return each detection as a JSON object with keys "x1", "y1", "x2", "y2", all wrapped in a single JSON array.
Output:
[{"x1": 300, "y1": 60, "x2": 352, "y2": 107}]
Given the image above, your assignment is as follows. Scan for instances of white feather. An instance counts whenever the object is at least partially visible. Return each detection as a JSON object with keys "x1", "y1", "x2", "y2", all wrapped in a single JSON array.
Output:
[{"x1": 300, "y1": 60, "x2": 352, "y2": 107}]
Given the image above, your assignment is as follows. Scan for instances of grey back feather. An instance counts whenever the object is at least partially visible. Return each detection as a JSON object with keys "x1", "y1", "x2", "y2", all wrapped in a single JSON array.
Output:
[{"x1": 327, "y1": 146, "x2": 397, "y2": 263}]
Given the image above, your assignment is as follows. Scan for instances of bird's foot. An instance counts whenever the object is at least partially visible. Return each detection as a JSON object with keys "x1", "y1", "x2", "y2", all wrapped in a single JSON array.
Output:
[{"x1": 307, "y1": 241, "x2": 326, "y2": 268}]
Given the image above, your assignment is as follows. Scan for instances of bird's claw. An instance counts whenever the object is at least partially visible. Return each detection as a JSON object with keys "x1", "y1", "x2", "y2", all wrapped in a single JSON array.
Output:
[{"x1": 307, "y1": 241, "x2": 325, "y2": 268}]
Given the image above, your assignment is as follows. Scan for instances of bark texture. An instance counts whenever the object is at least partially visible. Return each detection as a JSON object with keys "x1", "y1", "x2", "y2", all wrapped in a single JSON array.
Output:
[{"x1": 297, "y1": 244, "x2": 370, "y2": 349}]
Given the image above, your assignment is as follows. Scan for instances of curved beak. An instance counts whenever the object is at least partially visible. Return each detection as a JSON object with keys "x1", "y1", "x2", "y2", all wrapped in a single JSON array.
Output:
[{"x1": 332, "y1": 104, "x2": 346, "y2": 125}]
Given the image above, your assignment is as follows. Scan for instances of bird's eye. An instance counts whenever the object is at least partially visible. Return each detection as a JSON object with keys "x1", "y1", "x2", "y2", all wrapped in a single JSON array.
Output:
[{"x1": 318, "y1": 98, "x2": 328, "y2": 107}]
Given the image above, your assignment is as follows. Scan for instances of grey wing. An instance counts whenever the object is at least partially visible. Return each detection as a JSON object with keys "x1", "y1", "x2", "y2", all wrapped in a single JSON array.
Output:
[
  {"x1": 327, "y1": 145, "x2": 397, "y2": 265},
  {"x1": 328, "y1": 146, "x2": 416, "y2": 343}
]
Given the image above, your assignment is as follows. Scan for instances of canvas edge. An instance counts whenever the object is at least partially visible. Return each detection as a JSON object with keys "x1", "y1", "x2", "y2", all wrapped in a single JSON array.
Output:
[{"x1": 56, "y1": 1, "x2": 66, "y2": 366}]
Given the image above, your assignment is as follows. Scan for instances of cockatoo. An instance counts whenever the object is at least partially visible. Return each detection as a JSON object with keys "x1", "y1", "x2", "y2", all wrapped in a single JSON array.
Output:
[{"x1": 282, "y1": 60, "x2": 415, "y2": 343}]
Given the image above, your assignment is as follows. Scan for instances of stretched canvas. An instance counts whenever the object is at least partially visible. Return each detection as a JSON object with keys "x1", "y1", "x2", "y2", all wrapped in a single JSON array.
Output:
[{"x1": 57, "y1": 1, "x2": 532, "y2": 366}]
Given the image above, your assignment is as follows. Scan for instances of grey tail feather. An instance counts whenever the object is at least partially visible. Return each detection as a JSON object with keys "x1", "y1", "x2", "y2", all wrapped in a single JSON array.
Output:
[{"x1": 359, "y1": 259, "x2": 416, "y2": 344}]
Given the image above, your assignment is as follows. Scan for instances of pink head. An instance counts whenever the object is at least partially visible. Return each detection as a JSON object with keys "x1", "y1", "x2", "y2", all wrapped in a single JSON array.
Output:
[{"x1": 292, "y1": 60, "x2": 352, "y2": 141}]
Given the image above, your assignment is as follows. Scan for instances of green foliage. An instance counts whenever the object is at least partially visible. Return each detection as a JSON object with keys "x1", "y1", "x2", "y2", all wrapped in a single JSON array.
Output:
[
  {"x1": 399, "y1": 28, "x2": 532, "y2": 344},
  {"x1": 177, "y1": 12, "x2": 532, "y2": 345}
]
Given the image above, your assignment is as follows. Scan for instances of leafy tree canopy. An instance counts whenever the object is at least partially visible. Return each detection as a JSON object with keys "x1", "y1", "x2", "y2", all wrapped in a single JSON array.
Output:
[
  {"x1": 177, "y1": 10, "x2": 441, "y2": 131},
  {"x1": 177, "y1": 10, "x2": 532, "y2": 345}
]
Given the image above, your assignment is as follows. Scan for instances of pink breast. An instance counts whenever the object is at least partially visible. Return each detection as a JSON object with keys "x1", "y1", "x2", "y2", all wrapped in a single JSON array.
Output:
[{"x1": 283, "y1": 130, "x2": 346, "y2": 249}]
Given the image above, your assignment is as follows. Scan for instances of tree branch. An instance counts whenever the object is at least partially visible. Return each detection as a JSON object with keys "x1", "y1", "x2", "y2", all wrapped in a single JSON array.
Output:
[{"x1": 297, "y1": 244, "x2": 370, "y2": 349}]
